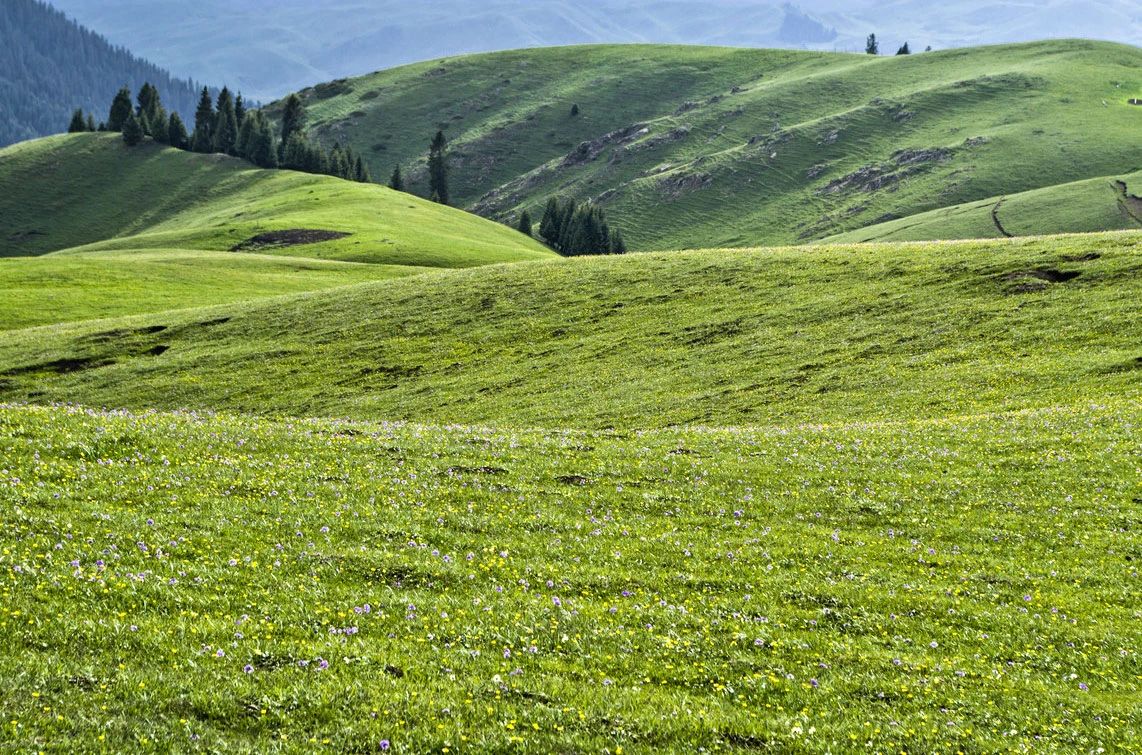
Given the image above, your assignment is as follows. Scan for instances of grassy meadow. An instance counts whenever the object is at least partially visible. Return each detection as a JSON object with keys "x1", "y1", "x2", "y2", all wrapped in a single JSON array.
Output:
[
  {"x1": 1, "y1": 232, "x2": 1138, "y2": 428},
  {"x1": 1, "y1": 37, "x2": 1141, "y2": 754},
  {"x1": 1, "y1": 400, "x2": 1138, "y2": 752}
]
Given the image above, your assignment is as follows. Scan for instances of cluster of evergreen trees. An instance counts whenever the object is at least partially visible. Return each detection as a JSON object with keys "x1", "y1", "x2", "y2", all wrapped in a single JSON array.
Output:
[
  {"x1": 539, "y1": 198, "x2": 626, "y2": 256},
  {"x1": 274, "y1": 94, "x2": 370, "y2": 182},
  {"x1": 1, "y1": 0, "x2": 204, "y2": 148},
  {"x1": 74, "y1": 83, "x2": 371, "y2": 183}
]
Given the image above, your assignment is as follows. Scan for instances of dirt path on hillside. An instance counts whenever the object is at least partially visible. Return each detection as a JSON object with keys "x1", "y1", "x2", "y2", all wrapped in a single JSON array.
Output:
[
  {"x1": 991, "y1": 199, "x2": 1014, "y2": 238},
  {"x1": 1114, "y1": 180, "x2": 1142, "y2": 225}
]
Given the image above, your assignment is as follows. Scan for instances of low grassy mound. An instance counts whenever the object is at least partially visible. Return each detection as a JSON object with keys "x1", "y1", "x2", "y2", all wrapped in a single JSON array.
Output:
[
  {"x1": 0, "y1": 133, "x2": 552, "y2": 267},
  {"x1": 1, "y1": 232, "x2": 1137, "y2": 427},
  {"x1": 0, "y1": 401, "x2": 1136, "y2": 751},
  {"x1": 0, "y1": 250, "x2": 422, "y2": 331},
  {"x1": 279, "y1": 40, "x2": 1142, "y2": 249},
  {"x1": 829, "y1": 170, "x2": 1142, "y2": 242}
]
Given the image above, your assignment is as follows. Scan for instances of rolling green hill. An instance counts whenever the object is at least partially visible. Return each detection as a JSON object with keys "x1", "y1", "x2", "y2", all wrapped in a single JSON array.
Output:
[
  {"x1": 0, "y1": 133, "x2": 552, "y2": 267},
  {"x1": 280, "y1": 40, "x2": 1142, "y2": 250},
  {"x1": 1, "y1": 231, "x2": 1137, "y2": 428},
  {"x1": 828, "y1": 169, "x2": 1142, "y2": 242},
  {"x1": 0, "y1": 251, "x2": 422, "y2": 331}
]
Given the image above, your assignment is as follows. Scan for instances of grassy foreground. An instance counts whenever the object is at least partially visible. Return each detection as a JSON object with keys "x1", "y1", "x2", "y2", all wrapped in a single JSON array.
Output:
[
  {"x1": 0, "y1": 401, "x2": 1137, "y2": 752},
  {"x1": 1, "y1": 232, "x2": 1138, "y2": 428}
]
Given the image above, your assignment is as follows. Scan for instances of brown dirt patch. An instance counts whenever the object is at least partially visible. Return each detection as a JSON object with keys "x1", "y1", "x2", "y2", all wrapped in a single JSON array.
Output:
[{"x1": 231, "y1": 229, "x2": 351, "y2": 252}]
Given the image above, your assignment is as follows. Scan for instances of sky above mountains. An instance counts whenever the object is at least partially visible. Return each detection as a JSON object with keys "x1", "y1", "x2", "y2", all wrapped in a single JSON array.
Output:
[{"x1": 49, "y1": 1, "x2": 1142, "y2": 101}]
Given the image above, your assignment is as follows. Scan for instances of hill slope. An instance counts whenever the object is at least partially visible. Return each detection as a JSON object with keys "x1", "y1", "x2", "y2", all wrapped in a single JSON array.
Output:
[
  {"x1": 1, "y1": 232, "x2": 1137, "y2": 428},
  {"x1": 0, "y1": 134, "x2": 553, "y2": 267},
  {"x1": 827, "y1": 169, "x2": 1142, "y2": 242},
  {"x1": 282, "y1": 40, "x2": 1142, "y2": 250},
  {"x1": 0, "y1": 0, "x2": 204, "y2": 146},
  {"x1": 47, "y1": 0, "x2": 1142, "y2": 101},
  {"x1": 0, "y1": 251, "x2": 420, "y2": 331}
]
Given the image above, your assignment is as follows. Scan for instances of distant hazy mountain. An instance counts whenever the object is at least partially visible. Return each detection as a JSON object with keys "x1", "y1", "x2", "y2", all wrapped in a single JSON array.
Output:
[
  {"x1": 0, "y1": 0, "x2": 205, "y2": 146},
  {"x1": 47, "y1": 1, "x2": 1141, "y2": 101}
]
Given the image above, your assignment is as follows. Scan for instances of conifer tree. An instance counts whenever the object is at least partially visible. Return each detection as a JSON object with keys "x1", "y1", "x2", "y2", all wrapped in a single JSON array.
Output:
[
  {"x1": 517, "y1": 210, "x2": 533, "y2": 237},
  {"x1": 108, "y1": 86, "x2": 134, "y2": 131},
  {"x1": 68, "y1": 108, "x2": 87, "y2": 132},
  {"x1": 136, "y1": 83, "x2": 162, "y2": 127},
  {"x1": 353, "y1": 155, "x2": 370, "y2": 183},
  {"x1": 388, "y1": 165, "x2": 404, "y2": 191},
  {"x1": 609, "y1": 229, "x2": 627, "y2": 255},
  {"x1": 168, "y1": 112, "x2": 189, "y2": 150},
  {"x1": 279, "y1": 94, "x2": 306, "y2": 160},
  {"x1": 540, "y1": 197, "x2": 562, "y2": 246},
  {"x1": 865, "y1": 34, "x2": 879, "y2": 55},
  {"x1": 896, "y1": 42, "x2": 911, "y2": 55},
  {"x1": 122, "y1": 111, "x2": 144, "y2": 146},
  {"x1": 236, "y1": 112, "x2": 257, "y2": 159},
  {"x1": 213, "y1": 87, "x2": 238, "y2": 155},
  {"x1": 85, "y1": 114, "x2": 96, "y2": 132},
  {"x1": 427, "y1": 130, "x2": 449, "y2": 205},
  {"x1": 251, "y1": 116, "x2": 278, "y2": 169},
  {"x1": 191, "y1": 87, "x2": 215, "y2": 153},
  {"x1": 234, "y1": 94, "x2": 246, "y2": 126}
]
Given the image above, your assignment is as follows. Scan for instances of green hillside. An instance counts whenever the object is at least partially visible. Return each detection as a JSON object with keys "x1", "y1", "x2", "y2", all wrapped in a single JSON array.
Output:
[
  {"x1": 0, "y1": 251, "x2": 422, "y2": 331},
  {"x1": 828, "y1": 169, "x2": 1142, "y2": 242},
  {"x1": 278, "y1": 40, "x2": 1142, "y2": 250},
  {"x1": 1, "y1": 231, "x2": 1137, "y2": 427},
  {"x1": 0, "y1": 133, "x2": 553, "y2": 268}
]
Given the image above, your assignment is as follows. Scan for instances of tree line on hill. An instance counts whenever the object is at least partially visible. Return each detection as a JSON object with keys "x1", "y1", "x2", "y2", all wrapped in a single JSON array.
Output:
[
  {"x1": 71, "y1": 83, "x2": 624, "y2": 256},
  {"x1": 1, "y1": 0, "x2": 205, "y2": 148},
  {"x1": 69, "y1": 84, "x2": 371, "y2": 183}
]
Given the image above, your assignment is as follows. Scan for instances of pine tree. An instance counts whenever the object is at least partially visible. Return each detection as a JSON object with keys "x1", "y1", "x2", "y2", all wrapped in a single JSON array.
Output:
[
  {"x1": 865, "y1": 34, "x2": 879, "y2": 55},
  {"x1": 191, "y1": 87, "x2": 215, "y2": 153},
  {"x1": 168, "y1": 112, "x2": 189, "y2": 150},
  {"x1": 122, "y1": 111, "x2": 144, "y2": 146},
  {"x1": 388, "y1": 165, "x2": 404, "y2": 191},
  {"x1": 570, "y1": 104, "x2": 580, "y2": 117},
  {"x1": 136, "y1": 110, "x2": 151, "y2": 139},
  {"x1": 68, "y1": 108, "x2": 87, "y2": 132},
  {"x1": 213, "y1": 87, "x2": 238, "y2": 155},
  {"x1": 136, "y1": 83, "x2": 161, "y2": 126},
  {"x1": 234, "y1": 94, "x2": 246, "y2": 126},
  {"x1": 896, "y1": 42, "x2": 911, "y2": 55},
  {"x1": 108, "y1": 86, "x2": 133, "y2": 131},
  {"x1": 539, "y1": 197, "x2": 562, "y2": 247},
  {"x1": 353, "y1": 155, "x2": 370, "y2": 183},
  {"x1": 85, "y1": 114, "x2": 97, "y2": 132},
  {"x1": 427, "y1": 130, "x2": 449, "y2": 205},
  {"x1": 517, "y1": 210, "x2": 533, "y2": 236},
  {"x1": 609, "y1": 229, "x2": 627, "y2": 255},
  {"x1": 279, "y1": 94, "x2": 306, "y2": 160},
  {"x1": 236, "y1": 112, "x2": 257, "y2": 159},
  {"x1": 250, "y1": 115, "x2": 278, "y2": 168}
]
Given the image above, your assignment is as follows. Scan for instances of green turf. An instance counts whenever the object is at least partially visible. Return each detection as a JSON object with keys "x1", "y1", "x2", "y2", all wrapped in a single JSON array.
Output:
[
  {"x1": 1, "y1": 232, "x2": 1137, "y2": 428},
  {"x1": 827, "y1": 169, "x2": 1142, "y2": 242},
  {"x1": 0, "y1": 250, "x2": 424, "y2": 331},
  {"x1": 273, "y1": 40, "x2": 1142, "y2": 250},
  {"x1": 0, "y1": 400, "x2": 1137, "y2": 752},
  {"x1": 0, "y1": 133, "x2": 553, "y2": 268}
]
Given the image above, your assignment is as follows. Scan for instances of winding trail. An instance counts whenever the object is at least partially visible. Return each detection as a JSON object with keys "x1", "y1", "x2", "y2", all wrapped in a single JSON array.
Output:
[{"x1": 991, "y1": 199, "x2": 1014, "y2": 238}]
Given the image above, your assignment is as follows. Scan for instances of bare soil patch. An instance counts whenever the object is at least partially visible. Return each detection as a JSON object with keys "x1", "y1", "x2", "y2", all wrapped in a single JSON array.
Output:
[{"x1": 231, "y1": 229, "x2": 351, "y2": 252}]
